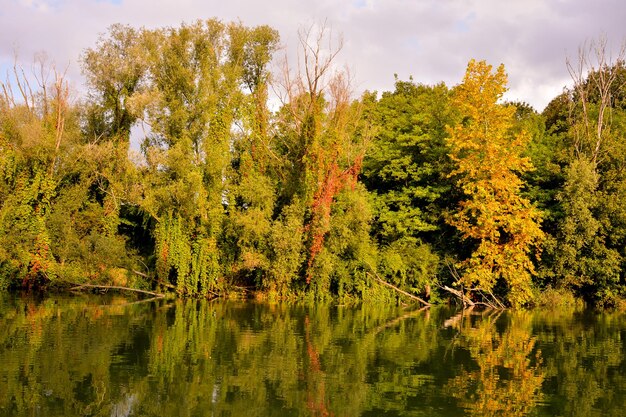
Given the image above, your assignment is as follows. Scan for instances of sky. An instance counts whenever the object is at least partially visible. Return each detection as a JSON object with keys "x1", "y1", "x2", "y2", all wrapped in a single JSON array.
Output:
[{"x1": 1, "y1": 0, "x2": 625, "y2": 111}]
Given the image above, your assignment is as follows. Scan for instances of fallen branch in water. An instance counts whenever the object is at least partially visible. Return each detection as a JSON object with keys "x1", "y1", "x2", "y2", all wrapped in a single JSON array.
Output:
[
  {"x1": 441, "y1": 285, "x2": 475, "y2": 308},
  {"x1": 442, "y1": 259, "x2": 505, "y2": 309},
  {"x1": 442, "y1": 260, "x2": 474, "y2": 308},
  {"x1": 69, "y1": 283, "x2": 164, "y2": 298},
  {"x1": 367, "y1": 272, "x2": 431, "y2": 307},
  {"x1": 439, "y1": 284, "x2": 507, "y2": 309}
]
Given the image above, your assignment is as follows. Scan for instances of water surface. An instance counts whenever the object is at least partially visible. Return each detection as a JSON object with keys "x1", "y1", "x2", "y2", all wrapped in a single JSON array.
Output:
[{"x1": 1, "y1": 294, "x2": 624, "y2": 416}]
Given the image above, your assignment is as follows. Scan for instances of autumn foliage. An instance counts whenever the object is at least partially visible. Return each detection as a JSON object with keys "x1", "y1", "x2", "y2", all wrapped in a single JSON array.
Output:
[
  {"x1": 5, "y1": 21, "x2": 626, "y2": 307},
  {"x1": 446, "y1": 60, "x2": 544, "y2": 307}
]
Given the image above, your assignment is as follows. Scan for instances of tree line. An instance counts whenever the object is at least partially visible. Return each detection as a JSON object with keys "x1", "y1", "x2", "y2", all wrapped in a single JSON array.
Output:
[{"x1": 1, "y1": 20, "x2": 625, "y2": 307}]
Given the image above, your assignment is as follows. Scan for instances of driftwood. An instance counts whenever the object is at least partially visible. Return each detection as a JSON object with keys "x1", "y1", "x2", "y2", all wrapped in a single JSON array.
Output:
[
  {"x1": 442, "y1": 260, "x2": 505, "y2": 309},
  {"x1": 70, "y1": 283, "x2": 165, "y2": 298},
  {"x1": 441, "y1": 285, "x2": 475, "y2": 307}
]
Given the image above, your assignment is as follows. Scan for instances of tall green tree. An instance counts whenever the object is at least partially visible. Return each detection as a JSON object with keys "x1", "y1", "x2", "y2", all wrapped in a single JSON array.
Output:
[
  {"x1": 136, "y1": 20, "x2": 280, "y2": 295},
  {"x1": 541, "y1": 40, "x2": 626, "y2": 304},
  {"x1": 361, "y1": 79, "x2": 458, "y2": 297}
]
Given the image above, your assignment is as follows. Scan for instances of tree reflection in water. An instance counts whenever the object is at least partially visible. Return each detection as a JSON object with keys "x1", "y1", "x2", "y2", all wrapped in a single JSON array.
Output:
[
  {"x1": 445, "y1": 308, "x2": 544, "y2": 417},
  {"x1": 4, "y1": 295, "x2": 626, "y2": 416}
]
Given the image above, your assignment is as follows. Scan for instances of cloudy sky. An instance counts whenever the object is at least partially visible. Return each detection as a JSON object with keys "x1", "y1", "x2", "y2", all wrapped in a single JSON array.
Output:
[{"x1": 1, "y1": 0, "x2": 625, "y2": 110}]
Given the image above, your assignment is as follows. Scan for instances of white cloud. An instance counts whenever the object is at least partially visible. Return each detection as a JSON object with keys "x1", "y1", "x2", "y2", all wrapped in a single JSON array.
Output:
[{"x1": 1, "y1": 0, "x2": 625, "y2": 110}]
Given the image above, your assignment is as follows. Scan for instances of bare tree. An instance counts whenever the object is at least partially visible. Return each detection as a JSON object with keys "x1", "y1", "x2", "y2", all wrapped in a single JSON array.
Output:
[
  {"x1": 276, "y1": 22, "x2": 346, "y2": 132},
  {"x1": 566, "y1": 36, "x2": 626, "y2": 164}
]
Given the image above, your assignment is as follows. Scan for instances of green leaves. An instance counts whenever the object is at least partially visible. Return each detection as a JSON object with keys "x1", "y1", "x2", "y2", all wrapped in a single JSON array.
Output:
[
  {"x1": 360, "y1": 79, "x2": 457, "y2": 297},
  {"x1": 9, "y1": 24, "x2": 626, "y2": 305}
]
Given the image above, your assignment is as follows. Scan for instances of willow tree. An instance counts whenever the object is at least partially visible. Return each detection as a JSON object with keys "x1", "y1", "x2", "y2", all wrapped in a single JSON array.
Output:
[
  {"x1": 134, "y1": 20, "x2": 281, "y2": 296},
  {"x1": 447, "y1": 59, "x2": 544, "y2": 307}
]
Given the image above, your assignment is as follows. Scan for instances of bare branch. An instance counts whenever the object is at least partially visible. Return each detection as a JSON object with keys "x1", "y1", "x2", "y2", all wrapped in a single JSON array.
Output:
[
  {"x1": 13, "y1": 60, "x2": 32, "y2": 112},
  {"x1": 567, "y1": 36, "x2": 626, "y2": 164},
  {"x1": 368, "y1": 272, "x2": 431, "y2": 307},
  {"x1": 33, "y1": 52, "x2": 50, "y2": 116},
  {"x1": 275, "y1": 21, "x2": 350, "y2": 149},
  {"x1": 1, "y1": 81, "x2": 15, "y2": 108},
  {"x1": 70, "y1": 283, "x2": 165, "y2": 298}
]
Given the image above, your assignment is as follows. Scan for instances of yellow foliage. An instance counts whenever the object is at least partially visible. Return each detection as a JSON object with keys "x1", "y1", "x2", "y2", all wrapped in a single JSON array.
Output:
[
  {"x1": 447, "y1": 312, "x2": 544, "y2": 417},
  {"x1": 107, "y1": 268, "x2": 129, "y2": 287},
  {"x1": 447, "y1": 60, "x2": 544, "y2": 307}
]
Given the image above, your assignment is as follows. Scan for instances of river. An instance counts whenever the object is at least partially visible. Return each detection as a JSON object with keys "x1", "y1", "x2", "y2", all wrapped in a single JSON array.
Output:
[{"x1": 1, "y1": 294, "x2": 624, "y2": 416}]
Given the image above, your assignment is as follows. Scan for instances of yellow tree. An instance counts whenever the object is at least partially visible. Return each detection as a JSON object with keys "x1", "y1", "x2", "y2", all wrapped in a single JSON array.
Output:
[{"x1": 447, "y1": 59, "x2": 544, "y2": 307}]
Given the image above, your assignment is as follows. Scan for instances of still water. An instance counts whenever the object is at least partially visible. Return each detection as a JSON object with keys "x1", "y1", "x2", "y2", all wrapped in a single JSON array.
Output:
[{"x1": 1, "y1": 294, "x2": 625, "y2": 416}]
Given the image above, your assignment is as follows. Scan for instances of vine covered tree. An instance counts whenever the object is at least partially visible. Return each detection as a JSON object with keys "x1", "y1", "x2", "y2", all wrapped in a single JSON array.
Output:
[{"x1": 273, "y1": 24, "x2": 373, "y2": 295}]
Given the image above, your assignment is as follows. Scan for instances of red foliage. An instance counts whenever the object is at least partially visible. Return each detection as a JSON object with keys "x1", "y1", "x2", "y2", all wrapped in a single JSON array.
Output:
[
  {"x1": 305, "y1": 152, "x2": 363, "y2": 284},
  {"x1": 304, "y1": 316, "x2": 334, "y2": 417}
]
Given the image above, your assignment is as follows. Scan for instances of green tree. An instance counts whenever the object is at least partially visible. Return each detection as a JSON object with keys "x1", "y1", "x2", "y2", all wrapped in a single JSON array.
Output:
[
  {"x1": 361, "y1": 78, "x2": 458, "y2": 298},
  {"x1": 363, "y1": 79, "x2": 455, "y2": 244},
  {"x1": 135, "y1": 20, "x2": 277, "y2": 295},
  {"x1": 540, "y1": 40, "x2": 626, "y2": 304},
  {"x1": 222, "y1": 25, "x2": 291, "y2": 294},
  {"x1": 82, "y1": 24, "x2": 149, "y2": 142}
]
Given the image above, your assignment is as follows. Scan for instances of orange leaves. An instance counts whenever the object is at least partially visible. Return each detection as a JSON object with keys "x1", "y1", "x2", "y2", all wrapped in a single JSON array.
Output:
[{"x1": 305, "y1": 155, "x2": 364, "y2": 284}]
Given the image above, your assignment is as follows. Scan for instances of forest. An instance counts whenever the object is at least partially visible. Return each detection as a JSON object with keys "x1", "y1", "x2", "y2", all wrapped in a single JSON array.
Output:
[{"x1": 1, "y1": 19, "x2": 625, "y2": 308}]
